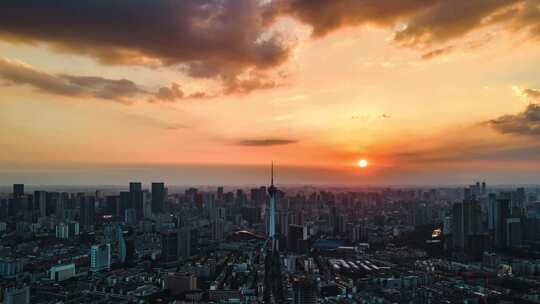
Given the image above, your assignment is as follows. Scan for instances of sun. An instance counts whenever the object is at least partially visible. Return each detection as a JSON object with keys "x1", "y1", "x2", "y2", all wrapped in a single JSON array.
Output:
[{"x1": 357, "y1": 159, "x2": 368, "y2": 168}]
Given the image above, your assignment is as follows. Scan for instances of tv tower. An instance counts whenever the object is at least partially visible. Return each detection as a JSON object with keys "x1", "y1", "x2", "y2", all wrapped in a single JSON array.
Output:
[{"x1": 268, "y1": 162, "x2": 277, "y2": 249}]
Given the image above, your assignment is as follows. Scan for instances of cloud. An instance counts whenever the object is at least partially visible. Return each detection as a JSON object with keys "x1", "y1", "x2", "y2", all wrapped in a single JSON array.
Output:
[
  {"x1": 393, "y1": 0, "x2": 517, "y2": 46},
  {"x1": 523, "y1": 88, "x2": 540, "y2": 100},
  {"x1": 236, "y1": 138, "x2": 298, "y2": 146},
  {"x1": 270, "y1": 0, "x2": 540, "y2": 49},
  {"x1": 224, "y1": 74, "x2": 281, "y2": 95},
  {"x1": 489, "y1": 103, "x2": 540, "y2": 136},
  {"x1": 0, "y1": 57, "x2": 206, "y2": 103},
  {"x1": 421, "y1": 46, "x2": 454, "y2": 60},
  {"x1": 266, "y1": 0, "x2": 433, "y2": 37},
  {"x1": 0, "y1": 0, "x2": 291, "y2": 80},
  {"x1": 121, "y1": 113, "x2": 188, "y2": 131}
]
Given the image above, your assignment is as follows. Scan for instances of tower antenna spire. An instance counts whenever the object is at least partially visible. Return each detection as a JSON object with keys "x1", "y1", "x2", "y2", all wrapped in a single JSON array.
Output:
[{"x1": 271, "y1": 161, "x2": 274, "y2": 186}]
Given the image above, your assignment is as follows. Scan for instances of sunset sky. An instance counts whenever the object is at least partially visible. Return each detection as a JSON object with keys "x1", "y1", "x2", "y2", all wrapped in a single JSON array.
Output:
[{"x1": 1, "y1": 0, "x2": 540, "y2": 185}]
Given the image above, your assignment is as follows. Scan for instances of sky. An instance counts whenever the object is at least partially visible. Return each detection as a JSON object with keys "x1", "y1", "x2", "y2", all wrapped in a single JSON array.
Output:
[{"x1": 1, "y1": 0, "x2": 540, "y2": 186}]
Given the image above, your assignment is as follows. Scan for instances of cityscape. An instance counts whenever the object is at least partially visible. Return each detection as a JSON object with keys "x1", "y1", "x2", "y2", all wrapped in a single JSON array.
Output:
[
  {"x1": 1, "y1": 178, "x2": 540, "y2": 303},
  {"x1": 2, "y1": 0, "x2": 540, "y2": 303}
]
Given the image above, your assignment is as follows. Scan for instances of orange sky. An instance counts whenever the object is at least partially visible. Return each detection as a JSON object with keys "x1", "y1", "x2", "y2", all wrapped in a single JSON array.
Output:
[{"x1": 1, "y1": 0, "x2": 540, "y2": 185}]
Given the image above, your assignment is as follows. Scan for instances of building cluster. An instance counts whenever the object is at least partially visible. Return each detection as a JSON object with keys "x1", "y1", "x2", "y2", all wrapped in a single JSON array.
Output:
[{"x1": 0, "y1": 180, "x2": 539, "y2": 303}]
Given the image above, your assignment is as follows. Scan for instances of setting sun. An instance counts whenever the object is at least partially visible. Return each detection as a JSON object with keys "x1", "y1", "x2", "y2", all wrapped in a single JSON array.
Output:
[{"x1": 357, "y1": 159, "x2": 369, "y2": 168}]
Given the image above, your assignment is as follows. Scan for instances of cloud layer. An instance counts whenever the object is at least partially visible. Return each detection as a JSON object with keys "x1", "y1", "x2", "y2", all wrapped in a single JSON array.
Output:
[
  {"x1": 0, "y1": 0, "x2": 290, "y2": 87},
  {"x1": 0, "y1": 57, "x2": 204, "y2": 103},
  {"x1": 270, "y1": 0, "x2": 540, "y2": 52},
  {"x1": 1, "y1": 0, "x2": 539, "y2": 94},
  {"x1": 237, "y1": 138, "x2": 298, "y2": 146},
  {"x1": 489, "y1": 103, "x2": 540, "y2": 136}
]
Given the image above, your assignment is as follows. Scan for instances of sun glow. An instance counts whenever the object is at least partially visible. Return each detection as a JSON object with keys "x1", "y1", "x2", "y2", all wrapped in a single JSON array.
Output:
[{"x1": 357, "y1": 159, "x2": 369, "y2": 168}]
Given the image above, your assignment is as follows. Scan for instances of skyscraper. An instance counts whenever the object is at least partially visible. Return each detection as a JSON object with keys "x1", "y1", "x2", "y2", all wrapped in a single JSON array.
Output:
[
  {"x1": 451, "y1": 200, "x2": 482, "y2": 250},
  {"x1": 129, "y1": 182, "x2": 143, "y2": 219},
  {"x1": 495, "y1": 199, "x2": 511, "y2": 248},
  {"x1": 12, "y1": 184, "x2": 24, "y2": 198},
  {"x1": 151, "y1": 182, "x2": 166, "y2": 214},
  {"x1": 178, "y1": 227, "x2": 192, "y2": 258},
  {"x1": 34, "y1": 190, "x2": 47, "y2": 218},
  {"x1": 161, "y1": 230, "x2": 178, "y2": 262},
  {"x1": 79, "y1": 196, "x2": 95, "y2": 228},
  {"x1": 118, "y1": 226, "x2": 135, "y2": 264}
]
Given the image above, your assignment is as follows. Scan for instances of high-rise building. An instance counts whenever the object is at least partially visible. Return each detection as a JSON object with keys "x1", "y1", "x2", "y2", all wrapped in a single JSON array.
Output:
[
  {"x1": 129, "y1": 182, "x2": 143, "y2": 219},
  {"x1": 506, "y1": 218, "x2": 523, "y2": 248},
  {"x1": 211, "y1": 219, "x2": 225, "y2": 241},
  {"x1": 161, "y1": 230, "x2": 179, "y2": 262},
  {"x1": 288, "y1": 224, "x2": 304, "y2": 253},
  {"x1": 292, "y1": 277, "x2": 318, "y2": 304},
  {"x1": 3, "y1": 286, "x2": 30, "y2": 304},
  {"x1": 495, "y1": 199, "x2": 511, "y2": 248},
  {"x1": 451, "y1": 200, "x2": 483, "y2": 250},
  {"x1": 34, "y1": 191, "x2": 47, "y2": 218},
  {"x1": 124, "y1": 208, "x2": 137, "y2": 225},
  {"x1": 79, "y1": 196, "x2": 95, "y2": 228},
  {"x1": 119, "y1": 191, "x2": 131, "y2": 215},
  {"x1": 55, "y1": 222, "x2": 70, "y2": 239},
  {"x1": 12, "y1": 184, "x2": 24, "y2": 198},
  {"x1": 487, "y1": 193, "x2": 497, "y2": 231},
  {"x1": 90, "y1": 244, "x2": 111, "y2": 272},
  {"x1": 105, "y1": 195, "x2": 120, "y2": 217},
  {"x1": 352, "y1": 222, "x2": 368, "y2": 242},
  {"x1": 118, "y1": 226, "x2": 135, "y2": 264},
  {"x1": 217, "y1": 187, "x2": 224, "y2": 201},
  {"x1": 151, "y1": 182, "x2": 166, "y2": 214},
  {"x1": 178, "y1": 227, "x2": 192, "y2": 258}
]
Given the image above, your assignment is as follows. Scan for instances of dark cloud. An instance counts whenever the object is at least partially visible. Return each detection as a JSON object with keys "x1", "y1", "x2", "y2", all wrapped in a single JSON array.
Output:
[
  {"x1": 237, "y1": 138, "x2": 298, "y2": 146},
  {"x1": 0, "y1": 57, "x2": 205, "y2": 103},
  {"x1": 267, "y1": 0, "x2": 436, "y2": 37},
  {"x1": 489, "y1": 103, "x2": 540, "y2": 136},
  {"x1": 0, "y1": 0, "x2": 291, "y2": 79},
  {"x1": 393, "y1": 0, "x2": 518, "y2": 46},
  {"x1": 421, "y1": 46, "x2": 454, "y2": 60},
  {"x1": 153, "y1": 83, "x2": 185, "y2": 102},
  {"x1": 270, "y1": 0, "x2": 540, "y2": 49}
]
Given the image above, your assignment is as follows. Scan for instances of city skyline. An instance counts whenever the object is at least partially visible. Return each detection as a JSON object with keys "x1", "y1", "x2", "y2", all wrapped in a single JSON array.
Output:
[{"x1": 1, "y1": 1, "x2": 540, "y2": 185}]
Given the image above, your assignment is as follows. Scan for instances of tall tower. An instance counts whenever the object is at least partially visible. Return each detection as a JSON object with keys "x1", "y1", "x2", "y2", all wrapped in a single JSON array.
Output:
[{"x1": 268, "y1": 162, "x2": 277, "y2": 249}]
